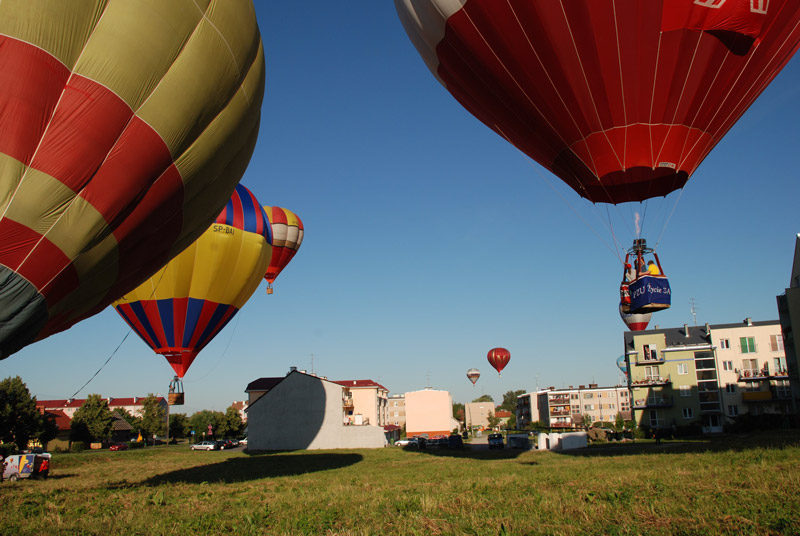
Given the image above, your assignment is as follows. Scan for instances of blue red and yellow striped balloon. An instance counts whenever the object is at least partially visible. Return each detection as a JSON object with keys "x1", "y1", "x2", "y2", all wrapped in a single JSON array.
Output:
[{"x1": 113, "y1": 184, "x2": 272, "y2": 378}]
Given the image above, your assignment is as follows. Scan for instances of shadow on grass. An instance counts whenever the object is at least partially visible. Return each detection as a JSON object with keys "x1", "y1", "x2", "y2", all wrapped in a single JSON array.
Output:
[
  {"x1": 556, "y1": 430, "x2": 800, "y2": 459},
  {"x1": 141, "y1": 452, "x2": 363, "y2": 486},
  {"x1": 403, "y1": 445, "x2": 529, "y2": 460}
]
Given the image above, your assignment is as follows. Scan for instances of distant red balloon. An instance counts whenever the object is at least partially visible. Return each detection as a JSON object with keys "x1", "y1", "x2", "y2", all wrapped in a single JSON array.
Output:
[{"x1": 487, "y1": 348, "x2": 511, "y2": 376}]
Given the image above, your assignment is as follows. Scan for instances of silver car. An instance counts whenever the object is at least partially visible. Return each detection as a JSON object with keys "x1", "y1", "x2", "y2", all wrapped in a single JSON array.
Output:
[{"x1": 190, "y1": 441, "x2": 218, "y2": 451}]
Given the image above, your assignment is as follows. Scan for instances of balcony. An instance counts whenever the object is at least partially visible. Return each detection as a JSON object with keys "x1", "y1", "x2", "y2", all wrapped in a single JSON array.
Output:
[
  {"x1": 634, "y1": 356, "x2": 666, "y2": 366},
  {"x1": 343, "y1": 396, "x2": 354, "y2": 408},
  {"x1": 551, "y1": 421, "x2": 574, "y2": 428},
  {"x1": 742, "y1": 390, "x2": 773, "y2": 402},
  {"x1": 631, "y1": 375, "x2": 671, "y2": 387},
  {"x1": 632, "y1": 396, "x2": 673, "y2": 409},
  {"x1": 549, "y1": 396, "x2": 570, "y2": 405},
  {"x1": 550, "y1": 408, "x2": 571, "y2": 416}
]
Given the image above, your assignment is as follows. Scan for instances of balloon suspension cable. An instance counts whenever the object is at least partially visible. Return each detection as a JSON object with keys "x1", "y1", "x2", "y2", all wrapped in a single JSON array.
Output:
[
  {"x1": 68, "y1": 268, "x2": 169, "y2": 399},
  {"x1": 183, "y1": 314, "x2": 240, "y2": 383},
  {"x1": 653, "y1": 187, "x2": 686, "y2": 251},
  {"x1": 519, "y1": 154, "x2": 621, "y2": 261}
]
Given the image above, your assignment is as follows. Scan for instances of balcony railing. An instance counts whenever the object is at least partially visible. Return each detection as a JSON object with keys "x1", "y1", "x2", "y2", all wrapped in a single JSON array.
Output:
[
  {"x1": 634, "y1": 356, "x2": 666, "y2": 366},
  {"x1": 549, "y1": 396, "x2": 570, "y2": 405},
  {"x1": 633, "y1": 397, "x2": 673, "y2": 409},
  {"x1": 631, "y1": 375, "x2": 671, "y2": 387},
  {"x1": 550, "y1": 408, "x2": 571, "y2": 416},
  {"x1": 737, "y1": 368, "x2": 788, "y2": 381},
  {"x1": 343, "y1": 396, "x2": 354, "y2": 408}
]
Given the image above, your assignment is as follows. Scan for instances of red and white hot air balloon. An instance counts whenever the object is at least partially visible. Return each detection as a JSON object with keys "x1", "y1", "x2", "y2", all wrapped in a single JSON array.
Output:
[
  {"x1": 466, "y1": 368, "x2": 480, "y2": 385},
  {"x1": 619, "y1": 305, "x2": 652, "y2": 332}
]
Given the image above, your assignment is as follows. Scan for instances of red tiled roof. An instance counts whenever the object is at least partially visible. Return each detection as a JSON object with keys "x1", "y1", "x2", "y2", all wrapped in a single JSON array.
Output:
[
  {"x1": 383, "y1": 424, "x2": 401, "y2": 432},
  {"x1": 333, "y1": 380, "x2": 388, "y2": 391},
  {"x1": 36, "y1": 397, "x2": 165, "y2": 409},
  {"x1": 495, "y1": 410, "x2": 512, "y2": 418},
  {"x1": 42, "y1": 409, "x2": 71, "y2": 431}
]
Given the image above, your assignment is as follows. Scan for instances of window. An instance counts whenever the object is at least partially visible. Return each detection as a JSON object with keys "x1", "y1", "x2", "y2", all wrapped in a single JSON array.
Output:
[
  {"x1": 393, "y1": 401, "x2": 398, "y2": 407},
  {"x1": 774, "y1": 357, "x2": 787, "y2": 375},
  {"x1": 680, "y1": 385, "x2": 691, "y2": 397},
  {"x1": 770, "y1": 334, "x2": 784, "y2": 352},
  {"x1": 649, "y1": 410, "x2": 663, "y2": 428},
  {"x1": 584, "y1": 393, "x2": 594, "y2": 399},
  {"x1": 394, "y1": 411, "x2": 399, "y2": 417},
  {"x1": 571, "y1": 394, "x2": 579, "y2": 400},
  {"x1": 645, "y1": 366, "x2": 660, "y2": 380},
  {"x1": 740, "y1": 337, "x2": 756, "y2": 353},
  {"x1": 682, "y1": 408, "x2": 693, "y2": 419},
  {"x1": 719, "y1": 338, "x2": 730, "y2": 349},
  {"x1": 722, "y1": 361, "x2": 734, "y2": 371},
  {"x1": 725, "y1": 383, "x2": 737, "y2": 394},
  {"x1": 677, "y1": 363, "x2": 688, "y2": 375},
  {"x1": 727, "y1": 405, "x2": 738, "y2": 417},
  {"x1": 584, "y1": 404, "x2": 595, "y2": 411},
  {"x1": 642, "y1": 344, "x2": 658, "y2": 361}
]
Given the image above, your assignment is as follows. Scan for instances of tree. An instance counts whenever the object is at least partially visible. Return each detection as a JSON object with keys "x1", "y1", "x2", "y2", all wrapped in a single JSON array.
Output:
[
  {"x1": 39, "y1": 411, "x2": 59, "y2": 449},
  {"x1": 0, "y1": 376, "x2": 47, "y2": 451},
  {"x1": 139, "y1": 394, "x2": 166, "y2": 444},
  {"x1": 499, "y1": 390, "x2": 526, "y2": 412},
  {"x1": 188, "y1": 410, "x2": 225, "y2": 439},
  {"x1": 452, "y1": 402, "x2": 464, "y2": 421},
  {"x1": 217, "y1": 406, "x2": 244, "y2": 438},
  {"x1": 487, "y1": 411, "x2": 500, "y2": 430},
  {"x1": 472, "y1": 394, "x2": 493, "y2": 403},
  {"x1": 505, "y1": 412, "x2": 517, "y2": 430},
  {"x1": 70, "y1": 394, "x2": 114, "y2": 444},
  {"x1": 169, "y1": 413, "x2": 189, "y2": 439},
  {"x1": 614, "y1": 413, "x2": 625, "y2": 431}
]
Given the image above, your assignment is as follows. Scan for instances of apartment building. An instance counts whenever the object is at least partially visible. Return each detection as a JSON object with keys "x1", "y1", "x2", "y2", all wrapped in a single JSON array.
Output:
[
  {"x1": 711, "y1": 319, "x2": 792, "y2": 419},
  {"x1": 37, "y1": 396, "x2": 168, "y2": 420},
  {"x1": 515, "y1": 391, "x2": 539, "y2": 429},
  {"x1": 387, "y1": 394, "x2": 406, "y2": 428},
  {"x1": 464, "y1": 401, "x2": 494, "y2": 430},
  {"x1": 532, "y1": 384, "x2": 631, "y2": 428},
  {"x1": 333, "y1": 380, "x2": 389, "y2": 426},
  {"x1": 624, "y1": 319, "x2": 791, "y2": 434}
]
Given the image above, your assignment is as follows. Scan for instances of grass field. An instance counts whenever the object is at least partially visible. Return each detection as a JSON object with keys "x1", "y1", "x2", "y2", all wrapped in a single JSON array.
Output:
[{"x1": 3, "y1": 432, "x2": 800, "y2": 535}]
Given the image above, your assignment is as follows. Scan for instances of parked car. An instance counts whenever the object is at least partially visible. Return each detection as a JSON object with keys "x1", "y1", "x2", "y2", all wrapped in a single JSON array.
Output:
[
  {"x1": 488, "y1": 433, "x2": 505, "y2": 449},
  {"x1": 109, "y1": 443, "x2": 128, "y2": 451},
  {"x1": 239, "y1": 438, "x2": 248, "y2": 446},
  {"x1": 395, "y1": 438, "x2": 418, "y2": 447},
  {"x1": 190, "y1": 441, "x2": 218, "y2": 451},
  {"x1": 220, "y1": 439, "x2": 236, "y2": 450},
  {"x1": 447, "y1": 434, "x2": 464, "y2": 449}
]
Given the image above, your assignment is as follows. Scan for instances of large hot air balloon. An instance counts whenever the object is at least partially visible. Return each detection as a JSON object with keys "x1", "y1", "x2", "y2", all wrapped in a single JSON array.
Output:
[
  {"x1": 466, "y1": 368, "x2": 480, "y2": 385},
  {"x1": 395, "y1": 0, "x2": 800, "y2": 205},
  {"x1": 0, "y1": 1, "x2": 265, "y2": 360},
  {"x1": 112, "y1": 184, "x2": 272, "y2": 401},
  {"x1": 263, "y1": 207, "x2": 304, "y2": 294},
  {"x1": 487, "y1": 348, "x2": 511, "y2": 376}
]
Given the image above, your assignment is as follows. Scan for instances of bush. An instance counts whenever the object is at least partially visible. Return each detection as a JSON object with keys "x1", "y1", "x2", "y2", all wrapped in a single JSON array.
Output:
[
  {"x1": 71, "y1": 442, "x2": 86, "y2": 453},
  {"x1": 1, "y1": 443, "x2": 17, "y2": 457},
  {"x1": 129, "y1": 441, "x2": 145, "y2": 449}
]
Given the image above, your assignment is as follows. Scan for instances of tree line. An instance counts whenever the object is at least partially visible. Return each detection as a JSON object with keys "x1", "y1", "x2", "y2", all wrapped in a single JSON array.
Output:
[{"x1": 0, "y1": 376, "x2": 244, "y2": 453}]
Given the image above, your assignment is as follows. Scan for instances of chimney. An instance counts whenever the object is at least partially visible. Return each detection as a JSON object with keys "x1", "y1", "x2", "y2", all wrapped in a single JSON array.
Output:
[
  {"x1": 705, "y1": 323, "x2": 710, "y2": 333},
  {"x1": 133, "y1": 397, "x2": 138, "y2": 404},
  {"x1": 744, "y1": 317, "x2": 753, "y2": 326},
  {"x1": 579, "y1": 385, "x2": 585, "y2": 389},
  {"x1": 589, "y1": 383, "x2": 598, "y2": 388},
  {"x1": 684, "y1": 324, "x2": 689, "y2": 337},
  {"x1": 289, "y1": 366, "x2": 297, "y2": 374},
  {"x1": 549, "y1": 386, "x2": 555, "y2": 390},
  {"x1": 654, "y1": 325, "x2": 659, "y2": 329}
]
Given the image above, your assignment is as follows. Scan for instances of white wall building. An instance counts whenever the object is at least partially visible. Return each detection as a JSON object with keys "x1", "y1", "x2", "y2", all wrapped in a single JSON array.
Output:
[
  {"x1": 404, "y1": 388, "x2": 455, "y2": 438},
  {"x1": 246, "y1": 370, "x2": 386, "y2": 451}
]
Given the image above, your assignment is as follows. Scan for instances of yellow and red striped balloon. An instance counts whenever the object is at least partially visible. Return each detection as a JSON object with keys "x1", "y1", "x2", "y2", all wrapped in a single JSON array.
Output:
[
  {"x1": 263, "y1": 207, "x2": 304, "y2": 294},
  {"x1": 0, "y1": 1, "x2": 265, "y2": 358}
]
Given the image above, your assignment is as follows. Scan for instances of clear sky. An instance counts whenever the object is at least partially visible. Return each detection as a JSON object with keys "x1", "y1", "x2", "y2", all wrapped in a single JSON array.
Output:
[{"x1": 3, "y1": 3, "x2": 800, "y2": 415}]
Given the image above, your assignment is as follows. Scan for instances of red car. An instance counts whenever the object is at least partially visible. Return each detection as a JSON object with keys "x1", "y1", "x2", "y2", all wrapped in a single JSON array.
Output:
[{"x1": 109, "y1": 443, "x2": 128, "y2": 451}]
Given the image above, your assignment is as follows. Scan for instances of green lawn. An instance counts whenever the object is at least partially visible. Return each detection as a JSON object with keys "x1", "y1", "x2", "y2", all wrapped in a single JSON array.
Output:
[{"x1": 3, "y1": 432, "x2": 800, "y2": 535}]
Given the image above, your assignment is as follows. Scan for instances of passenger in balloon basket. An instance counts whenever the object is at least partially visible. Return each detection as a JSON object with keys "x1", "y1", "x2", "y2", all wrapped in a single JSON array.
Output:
[
  {"x1": 646, "y1": 260, "x2": 660, "y2": 276},
  {"x1": 619, "y1": 263, "x2": 634, "y2": 310}
]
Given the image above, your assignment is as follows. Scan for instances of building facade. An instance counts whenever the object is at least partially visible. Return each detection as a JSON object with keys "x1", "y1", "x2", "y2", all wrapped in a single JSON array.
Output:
[
  {"x1": 624, "y1": 319, "x2": 791, "y2": 434},
  {"x1": 464, "y1": 401, "x2": 494, "y2": 430},
  {"x1": 777, "y1": 233, "x2": 800, "y2": 409},
  {"x1": 245, "y1": 370, "x2": 386, "y2": 450},
  {"x1": 404, "y1": 388, "x2": 455, "y2": 438},
  {"x1": 533, "y1": 385, "x2": 631, "y2": 429},
  {"x1": 333, "y1": 380, "x2": 389, "y2": 426},
  {"x1": 387, "y1": 394, "x2": 406, "y2": 428}
]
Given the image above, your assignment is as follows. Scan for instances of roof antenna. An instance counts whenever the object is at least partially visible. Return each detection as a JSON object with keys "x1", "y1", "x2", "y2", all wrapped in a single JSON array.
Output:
[{"x1": 689, "y1": 298, "x2": 698, "y2": 326}]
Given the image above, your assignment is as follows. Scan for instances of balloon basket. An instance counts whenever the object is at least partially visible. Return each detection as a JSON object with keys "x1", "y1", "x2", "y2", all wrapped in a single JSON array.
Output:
[
  {"x1": 266, "y1": 285, "x2": 273, "y2": 295},
  {"x1": 168, "y1": 392, "x2": 184, "y2": 405},
  {"x1": 168, "y1": 376, "x2": 184, "y2": 405}
]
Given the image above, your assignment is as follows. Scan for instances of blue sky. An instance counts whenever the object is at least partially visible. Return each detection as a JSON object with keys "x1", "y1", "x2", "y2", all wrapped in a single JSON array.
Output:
[{"x1": 3, "y1": 3, "x2": 800, "y2": 415}]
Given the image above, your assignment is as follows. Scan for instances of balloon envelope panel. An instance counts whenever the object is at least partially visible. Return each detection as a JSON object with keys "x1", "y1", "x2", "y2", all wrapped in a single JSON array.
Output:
[{"x1": 0, "y1": 0, "x2": 265, "y2": 359}]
